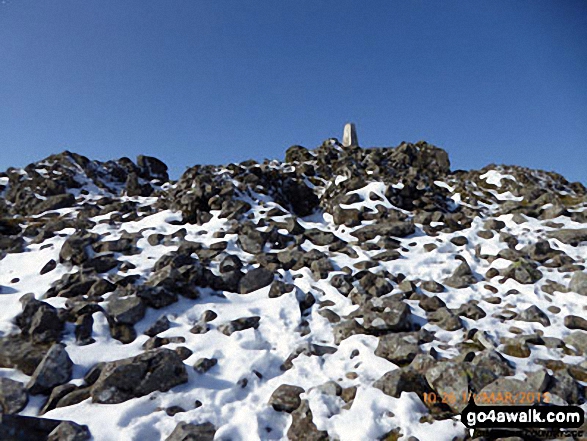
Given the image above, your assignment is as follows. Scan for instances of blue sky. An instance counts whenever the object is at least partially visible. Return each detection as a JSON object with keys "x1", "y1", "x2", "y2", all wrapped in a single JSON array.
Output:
[{"x1": 1, "y1": 1, "x2": 586, "y2": 183}]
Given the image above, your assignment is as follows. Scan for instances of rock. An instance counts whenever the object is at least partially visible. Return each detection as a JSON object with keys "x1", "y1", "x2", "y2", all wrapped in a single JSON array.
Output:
[
  {"x1": 281, "y1": 178, "x2": 319, "y2": 217},
  {"x1": 427, "y1": 307, "x2": 462, "y2": 331},
  {"x1": 419, "y1": 295, "x2": 446, "y2": 312},
  {"x1": 563, "y1": 331, "x2": 587, "y2": 353},
  {"x1": 471, "y1": 350, "x2": 514, "y2": 378},
  {"x1": 420, "y1": 280, "x2": 445, "y2": 293},
  {"x1": 501, "y1": 259, "x2": 543, "y2": 284},
  {"x1": 425, "y1": 361, "x2": 469, "y2": 412},
  {"x1": 107, "y1": 295, "x2": 145, "y2": 325},
  {"x1": 74, "y1": 314, "x2": 94, "y2": 346},
  {"x1": 39, "y1": 383, "x2": 77, "y2": 414},
  {"x1": 219, "y1": 254, "x2": 243, "y2": 273},
  {"x1": 564, "y1": 315, "x2": 587, "y2": 331},
  {"x1": 238, "y1": 268, "x2": 274, "y2": 294},
  {"x1": 0, "y1": 414, "x2": 90, "y2": 441},
  {"x1": 350, "y1": 220, "x2": 415, "y2": 242},
  {"x1": 332, "y1": 319, "x2": 365, "y2": 345},
  {"x1": 136, "y1": 285, "x2": 178, "y2": 309},
  {"x1": 443, "y1": 260, "x2": 477, "y2": 289},
  {"x1": 0, "y1": 378, "x2": 28, "y2": 414},
  {"x1": 454, "y1": 302, "x2": 486, "y2": 320},
  {"x1": 218, "y1": 316, "x2": 261, "y2": 336},
  {"x1": 137, "y1": 154, "x2": 169, "y2": 182},
  {"x1": 27, "y1": 343, "x2": 73, "y2": 395},
  {"x1": 450, "y1": 236, "x2": 468, "y2": 246},
  {"x1": 0, "y1": 335, "x2": 50, "y2": 375},
  {"x1": 15, "y1": 295, "x2": 64, "y2": 344},
  {"x1": 362, "y1": 298, "x2": 412, "y2": 333},
  {"x1": 193, "y1": 358, "x2": 217, "y2": 373},
  {"x1": 374, "y1": 332, "x2": 422, "y2": 366},
  {"x1": 374, "y1": 368, "x2": 431, "y2": 399},
  {"x1": 287, "y1": 400, "x2": 329, "y2": 441},
  {"x1": 40, "y1": 259, "x2": 57, "y2": 275},
  {"x1": 91, "y1": 348, "x2": 188, "y2": 404},
  {"x1": 165, "y1": 422, "x2": 216, "y2": 441},
  {"x1": 48, "y1": 421, "x2": 91, "y2": 441},
  {"x1": 484, "y1": 219, "x2": 506, "y2": 231},
  {"x1": 518, "y1": 305, "x2": 551, "y2": 327},
  {"x1": 547, "y1": 370, "x2": 581, "y2": 404},
  {"x1": 144, "y1": 315, "x2": 171, "y2": 337},
  {"x1": 569, "y1": 271, "x2": 587, "y2": 295},
  {"x1": 31, "y1": 193, "x2": 77, "y2": 215},
  {"x1": 547, "y1": 228, "x2": 587, "y2": 245},
  {"x1": 268, "y1": 384, "x2": 305, "y2": 412}
]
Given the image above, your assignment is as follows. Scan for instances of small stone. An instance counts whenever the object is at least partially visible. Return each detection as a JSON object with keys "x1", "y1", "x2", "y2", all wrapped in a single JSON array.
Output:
[
  {"x1": 193, "y1": 358, "x2": 217, "y2": 373},
  {"x1": 268, "y1": 384, "x2": 305, "y2": 413}
]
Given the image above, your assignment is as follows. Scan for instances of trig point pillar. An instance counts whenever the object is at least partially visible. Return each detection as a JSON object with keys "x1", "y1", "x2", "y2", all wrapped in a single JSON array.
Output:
[{"x1": 342, "y1": 123, "x2": 358, "y2": 147}]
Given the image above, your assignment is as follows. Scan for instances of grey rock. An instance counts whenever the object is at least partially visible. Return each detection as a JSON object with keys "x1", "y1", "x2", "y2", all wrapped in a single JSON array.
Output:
[
  {"x1": 425, "y1": 361, "x2": 469, "y2": 412},
  {"x1": 268, "y1": 384, "x2": 305, "y2": 412},
  {"x1": 350, "y1": 220, "x2": 415, "y2": 242},
  {"x1": 547, "y1": 228, "x2": 587, "y2": 245},
  {"x1": 165, "y1": 422, "x2": 216, "y2": 441},
  {"x1": 563, "y1": 331, "x2": 587, "y2": 353},
  {"x1": 374, "y1": 332, "x2": 421, "y2": 366},
  {"x1": 91, "y1": 348, "x2": 188, "y2": 404},
  {"x1": 0, "y1": 335, "x2": 50, "y2": 375},
  {"x1": 107, "y1": 295, "x2": 145, "y2": 325},
  {"x1": 332, "y1": 319, "x2": 365, "y2": 345},
  {"x1": 218, "y1": 316, "x2": 261, "y2": 336},
  {"x1": 0, "y1": 378, "x2": 28, "y2": 414},
  {"x1": 144, "y1": 315, "x2": 171, "y2": 337},
  {"x1": 48, "y1": 421, "x2": 91, "y2": 441},
  {"x1": 287, "y1": 400, "x2": 329, "y2": 441},
  {"x1": 362, "y1": 298, "x2": 412, "y2": 333},
  {"x1": 569, "y1": 271, "x2": 587, "y2": 295},
  {"x1": 471, "y1": 350, "x2": 514, "y2": 378},
  {"x1": 427, "y1": 307, "x2": 463, "y2": 331},
  {"x1": 374, "y1": 368, "x2": 431, "y2": 399},
  {"x1": 27, "y1": 343, "x2": 73, "y2": 395},
  {"x1": 420, "y1": 280, "x2": 445, "y2": 293},
  {"x1": 455, "y1": 302, "x2": 486, "y2": 320},
  {"x1": 193, "y1": 358, "x2": 217, "y2": 374},
  {"x1": 501, "y1": 259, "x2": 543, "y2": 284},
  {"x1": 239, "y1": 268, "x2": 274, "y2": 294},
  {"x1": 15, "y1": 295, "x2": 64, "y2": 344},
  {"x1": 443, "y1": 260, "x2": 477, "y2": 289},
  {"x1": 0, "y1": 414, "x2": 90, "y2": 441},
  {"x1": 518, "y1": 305, "x2": 551, "y2": 327}
]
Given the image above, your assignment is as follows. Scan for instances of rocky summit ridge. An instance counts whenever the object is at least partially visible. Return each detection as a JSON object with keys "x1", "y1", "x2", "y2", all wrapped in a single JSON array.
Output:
[{"x1": 0, "y1": 138, "x2": 586, "y2": 440}]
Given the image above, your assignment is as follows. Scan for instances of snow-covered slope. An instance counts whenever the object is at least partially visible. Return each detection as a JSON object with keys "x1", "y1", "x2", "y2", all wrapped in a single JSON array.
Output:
[{"x1": 0, "y1": 140, "x2": 586, "y2": 440}]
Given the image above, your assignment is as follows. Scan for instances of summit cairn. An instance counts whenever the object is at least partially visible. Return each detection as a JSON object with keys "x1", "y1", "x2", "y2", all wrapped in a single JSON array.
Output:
[{"x1": 342, "y1": 122, "x2": 358, "y2": 147}]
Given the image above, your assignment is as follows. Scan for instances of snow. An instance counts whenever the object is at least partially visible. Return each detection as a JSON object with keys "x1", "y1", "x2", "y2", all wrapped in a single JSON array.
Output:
[
  {"x1": 479, "y1": 170, "x2": 516, "y2": 187},
  {"x1": 1, "y1": 158, "x2": 586, "y2": 441}
]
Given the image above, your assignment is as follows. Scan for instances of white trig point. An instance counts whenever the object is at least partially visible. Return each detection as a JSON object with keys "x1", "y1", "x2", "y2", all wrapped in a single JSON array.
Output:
[{"x1": 342, "y1": 123, "x2": 358, "y2": 147}]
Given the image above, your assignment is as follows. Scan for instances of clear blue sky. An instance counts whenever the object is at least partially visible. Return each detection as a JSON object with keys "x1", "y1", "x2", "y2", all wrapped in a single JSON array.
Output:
[{"x1": 1, "y1": 1, "x2": 586, "y2": 183}]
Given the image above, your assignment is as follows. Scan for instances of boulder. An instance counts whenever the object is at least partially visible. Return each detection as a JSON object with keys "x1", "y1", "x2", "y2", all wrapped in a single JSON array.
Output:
[
  {"x1": 239, "y1": 268, "x2": 274, "y2": 294},
  {"x1": 569, "y1": 271, "x2": 587, "y2": 295},
  {"x1": 350, "y1": 220, "x2": 415, "y2": 242},
  {"x1": 0, "y1": 378, "x2": 28, "y2": 414},
  {"x1": 27, "y1": 343, "x2": 73, "y2": 395},
  {"x1": 165, "y1": 422, "x2": 216, "y2": 441},
  {"x1": 91, "y1": 348, "x2": 188, "y2": 404},
  {"x1": 286, "y1": 400, "x2": 329, "y2": 441},
  {"x1": 0, "y1": 414, "x2": 90, "y2": 441},
  {"x1": 268, "y1": 384, "x2": 305, "y2": 412}
]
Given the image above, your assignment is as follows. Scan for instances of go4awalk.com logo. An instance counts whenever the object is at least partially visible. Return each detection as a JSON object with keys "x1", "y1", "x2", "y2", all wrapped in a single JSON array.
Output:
[{"x1": 461, "y1": 398, "x2": 585, "y2": 439}]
